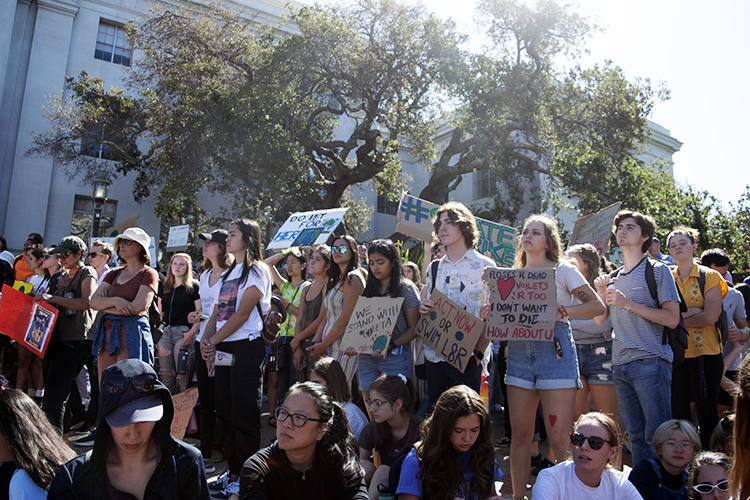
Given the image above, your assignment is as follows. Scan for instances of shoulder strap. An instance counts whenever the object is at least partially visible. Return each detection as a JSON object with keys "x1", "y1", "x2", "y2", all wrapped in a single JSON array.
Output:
[
  {"x1": 698, "y1": 267, "x2": 706, "y2": 296},
  {"x1": 645, "y1": 259, "x2": 659, "y2": 304},
  {"x1": 430, "y1": 260, "x2": 439, "y2": 292}
]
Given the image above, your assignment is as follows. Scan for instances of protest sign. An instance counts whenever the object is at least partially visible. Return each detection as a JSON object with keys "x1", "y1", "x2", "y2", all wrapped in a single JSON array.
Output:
[
  {"x1": 482, "y1": 267, "x2": 556, "y2": 341},
  {"x1": 166, "y1": 224, "x2": 190, "y2": 252},
  {"x1": 267, "y1": 208, "x2": 348, "y2": 250},
  {"x1": 13, "y1": 281, "x2": 32, "y2": 294},
  {"x1": 415, "y1": 290, "x2": 484, "y2": 373},
  {"x1": 338, "y1": 297, "x2": 404, "y2": 354},
  {"x1": 170, "y1": 387, "x2": 200, "y2": 440},
  {"x1": 396, "y1": 193, "x2": 516, "y2": 266},
  {"x1": 0, "y1": 285, "x2": 57, "y2": 357},
  {"x1": 568, "y1": 202, "x2": 622, "y2": 256},
  {"x1": 108, "y1": 215, "x2": 140, "y2": 237}
]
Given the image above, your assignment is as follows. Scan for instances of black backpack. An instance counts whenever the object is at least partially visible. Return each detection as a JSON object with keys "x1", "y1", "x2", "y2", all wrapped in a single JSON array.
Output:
[{"x1": 696, "y1": 266, "x2": 730, "y2": 345}]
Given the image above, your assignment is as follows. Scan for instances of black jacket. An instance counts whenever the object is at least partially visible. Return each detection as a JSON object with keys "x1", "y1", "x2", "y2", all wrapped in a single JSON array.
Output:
[{"x1": 48, "y1": 359, "x2": 209, "y2": 500}]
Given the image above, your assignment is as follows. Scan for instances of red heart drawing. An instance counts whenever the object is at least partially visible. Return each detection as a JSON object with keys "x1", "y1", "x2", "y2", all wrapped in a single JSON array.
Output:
[
  {"x1": 548, "y1": 414, "x2": 557, "y2": 428},
  {"x1": 496, "y1": 278, "x2": 516, "y2": 301}
]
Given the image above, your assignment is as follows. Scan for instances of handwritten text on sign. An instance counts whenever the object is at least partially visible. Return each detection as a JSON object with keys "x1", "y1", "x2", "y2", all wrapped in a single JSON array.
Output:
[
  {"x1": 338, "y1": 297, "x2": 404, "y2": 354},
  {"x1": 482, "y1": 267, "x2": 556, "y2": 341},
  {"x1": 415, "y1": 290, "x2": 484, "y2": 373},
  {"x1": 170, "y1": 388, "x2": 200, "y2": 440},
  {"x1": 568, "y1": 202, "x2": 622, "y2": 256},
  {"x1": 267, "y1": 208, "x2": 347, "y2": 250}
]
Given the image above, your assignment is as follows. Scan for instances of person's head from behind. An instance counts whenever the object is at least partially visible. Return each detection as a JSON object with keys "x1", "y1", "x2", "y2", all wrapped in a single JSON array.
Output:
[
  {"x1": 701, "y1": 249, "x2": 731, "y2": 277},
  {"x1": 24, "y1": 233, "x2": 43, "y2": 252},
  {"x1": 652, "y1": 419, "x2": 700, "y2": 474},
  {"x1": 0, "y1": 235, "x2": 6, "y2": 253},
  {"x1": 567, "y1": 243, "x2": 601, "y2": 288},
  {"x1": 688, "y1": 451, "x2": 731, "y2": 500},
  {"x1": 570, "y1": 412, "x2": 621, "y2": 474},
  {"x1": 366, "y1": 374, "x2": 416, "y2": 425},
  {"x1": 0, "y1": 390, "x2": 75, "y2": 489},
  {"x1": 310, "y1": 357, "x2": 351, "y2": 403},
  {"x1": 613, "y1": 210, "x2": 656, "y2": 253},
  {"x1": 515, "y1": 214, "x2": 563, "y2": 267},
  {"x1": 710, "y1": 415, "x2": 734, "y2": 457},
  {"x1": 432, "y1": 202, "x2": 478, "y2": 250},
  {"x1": 365, "y1": 239, "x2": 403, "y2": 297}
]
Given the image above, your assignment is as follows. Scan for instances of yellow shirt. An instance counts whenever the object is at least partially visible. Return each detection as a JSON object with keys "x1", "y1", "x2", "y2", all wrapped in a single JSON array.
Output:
[{"x1": 671, "y1": 264, "x2": 728, "y2": 357}]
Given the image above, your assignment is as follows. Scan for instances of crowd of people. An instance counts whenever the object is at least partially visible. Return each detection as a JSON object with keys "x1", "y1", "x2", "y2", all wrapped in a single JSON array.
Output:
[{"x1": 0, "y1": 201, "x2": 749, "y2": 500}]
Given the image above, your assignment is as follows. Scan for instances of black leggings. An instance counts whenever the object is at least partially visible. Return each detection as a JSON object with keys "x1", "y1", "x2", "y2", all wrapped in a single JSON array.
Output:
[
  {"x1": 671, "y1": 353, "x2": 723, "y2": 449},
  {"x1": 43, "y1": 340, "x2": 91, "y2": 433}
]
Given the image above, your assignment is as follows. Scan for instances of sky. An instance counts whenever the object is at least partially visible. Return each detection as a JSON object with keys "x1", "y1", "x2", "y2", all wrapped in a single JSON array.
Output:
[{"x1": 310, "y1": 0, "x2": 750, "y2": 209}]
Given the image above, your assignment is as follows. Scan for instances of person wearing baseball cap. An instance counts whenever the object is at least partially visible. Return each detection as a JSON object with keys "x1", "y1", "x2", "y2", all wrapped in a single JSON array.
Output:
[
  {"x1": 198, "y1": 229, "x2": 228, "y2": 246},
  {"x1": 49, "y1": 359, "x2": 210, "y2": 499}
]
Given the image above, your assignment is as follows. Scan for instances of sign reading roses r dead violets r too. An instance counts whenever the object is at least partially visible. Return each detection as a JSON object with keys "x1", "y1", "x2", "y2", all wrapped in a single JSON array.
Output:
[{"x1": 482, "y1": 267, "x2": 557, "y2": 341}]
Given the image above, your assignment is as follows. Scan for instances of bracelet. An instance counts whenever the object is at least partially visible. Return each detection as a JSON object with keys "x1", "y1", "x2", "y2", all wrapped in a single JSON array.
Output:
[{"x1": 557, "y1": 305, "x2": 569, "y2": 320}]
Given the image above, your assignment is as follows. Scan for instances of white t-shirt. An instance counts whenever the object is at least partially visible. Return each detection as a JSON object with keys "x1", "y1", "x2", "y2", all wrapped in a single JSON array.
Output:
[
  {"x1": 197, "y1": 269, "x2": 226, "y2": 342},
  {"x1": 533, "y1": 461, "x2": 644, "y2": 500},
  {"x1": 724, "y1": 286, "x2": 748, "y2": 371},
  {"x1": 555, "y1": 261, "x2": 589, "y2": 307},
  {"x1": 9, "y1": 469, "x2": 46, "y2": 500},
  {"x1": 26, "y1": 274, "x2": 48, "y2": 294},
  {"x1": 215, "y1": 263, "x2": 271, "y2": 343}
]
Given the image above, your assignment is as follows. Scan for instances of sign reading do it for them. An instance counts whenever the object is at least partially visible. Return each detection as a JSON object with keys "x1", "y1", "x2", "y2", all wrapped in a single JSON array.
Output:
[
  {"x1": 482, "y1": 267, "x2": 556, "y2": 341},
  {"x1": 268, "y1": 208, "x2": 348, "y2": 250}
]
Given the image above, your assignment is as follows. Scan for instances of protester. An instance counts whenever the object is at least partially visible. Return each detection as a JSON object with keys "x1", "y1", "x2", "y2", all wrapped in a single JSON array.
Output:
[
  {"x1": 648, "y1": 237, "x2": 675, "y2": 266},
  {"x1": 729, "y1": 355, "x2": 750, "y2": 500},
  {"x1": 310, "y1": 357, "x2": 368, "y2": 439},
  {"x1": 402, "y1": 261, "x2": 422, "y2": 291},
  {"x1": 34, "y1": 236, "x2": 97, "y2": 438},
  {"x1": 396, "y1": 384, "x2": 502, "y2": 500},
  {"x1": 187, "y1": 229, "x2": 232, "y2": 473},
  {"x1": 48, "y1": 359, "x2": 210, "y2": 499},
  {"x1": 359, "y1": 239, "x2": 420, "y2": 405},
  {"x1": 264, "y1": 248, "x2": 308, "y2": 426},
  {"x1": 25, "y1": 245, "x2": 51, "y2": 293},
  {"x1": 359, "y1": 374, "x2": 421, "y2": 499},
  {"x1": 14, "y1": 233, "x2": 43, "y2": 282},
  {"x1": 91, "y1": 227, "x2": 158, "y2": 378},
  {"x1": 199, "y1": 219, "x2": 271, "y2": 497},
  {"x1": 505, "y1": 215, "x2": 605, "y2": 496},
  {"x1": 688, "y1": 451, "x2": 731, "y2": 500},
  {"x1": 667, "y1": 227, "x2": 727, "y2": 449},
  {"x1": 235, "y1": 382, "x2": 367, "y2": 500},
  {"x1": 0, "y1": 390, "x2": 75, "y2": 499},
  {"x1": 158, "y1": 252, "x2": 200, "y2": 394},
  {"x1": 629, "y1": 419, "x2": 701, "y2": 500},
  {"x1": 88, "y1": 239, "x2": 113, "y2": 285},
  {"x1": 532, "y1": 412, "x2": 641, "y2": 500},
  {"x1": 309, "y1": 235, "x2": 365, "y2": 384}
]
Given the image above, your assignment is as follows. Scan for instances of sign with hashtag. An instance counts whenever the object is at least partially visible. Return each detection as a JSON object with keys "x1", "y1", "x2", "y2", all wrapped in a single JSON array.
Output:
[{"x1": 396, "y1": 193, "x2": 517, "y2": 266}]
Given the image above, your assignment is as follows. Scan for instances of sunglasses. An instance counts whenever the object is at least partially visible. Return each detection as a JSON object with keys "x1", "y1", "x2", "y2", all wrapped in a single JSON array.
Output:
[
  {"x1": 88, "y1": 252, "x2": 106, "y2": 258},
  {"x1": 57, "y1": 251, "x2": 72, "y2": 259},
  {"x1": 331, "y1": 245, "x2": 349, "y2": 254},
  {"x1": 274, "y1": 407, "x2": 324, "y2": 428},
  {"x1": 693, "y1": 480, "x2": 729, "y2": 494},
  {"x1": 119, "y1": 239, "x2": 135, "y2": 247},
  {"x1": 103, "y1": 373, "x2": 157, "y2": 395},
  {"x1": 569, "y1": 432, "x2": 613, "y2": 450}
]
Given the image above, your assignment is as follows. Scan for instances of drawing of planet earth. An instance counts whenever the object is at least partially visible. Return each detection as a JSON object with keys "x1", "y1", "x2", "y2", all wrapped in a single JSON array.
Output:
[{"x1": 372, "y1": 335, "x2": 388, "y2": 353}]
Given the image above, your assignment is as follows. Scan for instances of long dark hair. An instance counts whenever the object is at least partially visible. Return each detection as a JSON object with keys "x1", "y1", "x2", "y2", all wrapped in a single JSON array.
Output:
[
  {"x1": 0, "y1": 390, "x2": 76, "y2": 489},
  {"x1": 731, "y1": 355, "x2": 750, "y2": 499},
  {"x1": 363, "y1": 239, "x2": 403, "y2": 298},
  {"x1": 326, "y1": 234, "x2": 361, "y2": 291},
  {"x1": 417, "y1": 385, "x2": 495, "y2": 500},
  {"x1": 223, "y1": 218, "x2": 263, "y2": 287},
  {"x1": 283, "y1": 382, "x2": 363, "y2": 487},
  {"x1": 368, "y1": 374, "x2": 417, "y2": 451},
  {"x1": 310, "y1": 357, "x2": 350, "y2": 403},
  {"x1": 26, "y1": 245, "x2": 51, "y2": 279}
]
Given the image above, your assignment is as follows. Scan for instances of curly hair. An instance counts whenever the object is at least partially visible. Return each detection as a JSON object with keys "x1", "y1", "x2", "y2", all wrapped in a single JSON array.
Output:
[
  {"x1": 689, "y1": 451, "x2": 731, "y2": 500},
  {"x1": 432, "y1": 202, "x2": 479, "y2": 249},
  {"x1": 417, "y1": 385, "x2": 495, "y2": 500},
  {"x1": 514, "y1": 214, "x2": 563, "y2": 268}
]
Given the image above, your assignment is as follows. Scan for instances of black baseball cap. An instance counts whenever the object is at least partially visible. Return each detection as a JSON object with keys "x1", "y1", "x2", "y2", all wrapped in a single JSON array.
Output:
[{"x1": 198, "y1": 229, "x2": 228, "y2": 245}]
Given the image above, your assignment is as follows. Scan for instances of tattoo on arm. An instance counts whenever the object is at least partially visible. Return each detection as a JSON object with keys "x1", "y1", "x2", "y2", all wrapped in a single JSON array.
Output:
[{"x1": 577, "y1": 290, "x2": 594, "y2": 303}]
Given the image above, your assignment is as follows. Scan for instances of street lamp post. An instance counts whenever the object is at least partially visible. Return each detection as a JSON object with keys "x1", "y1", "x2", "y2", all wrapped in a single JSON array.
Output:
[{"x1": 91, "y1": 172, "x2": 110, "y2": 238}]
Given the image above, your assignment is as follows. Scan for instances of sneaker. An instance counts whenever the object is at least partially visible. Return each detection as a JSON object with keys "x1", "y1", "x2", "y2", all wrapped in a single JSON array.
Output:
[
  {"x1": 76, "y1": 429, "x2": 97, "y2": 447},
  {"x1": 208, "y1": 471, "x2": 230, "y2": 492},
  {"x1": 203, "y1": 458, "x2": 216, "y2": 474},
  {"x1": 531, "y1": 457, "x2": 556, "y2": 476},
  {"x1": 495, "y1": 435, "x2": 511, "y2": 447},
  {"x1": 212, "y1": 480, "x2": 239, "y2": 499}
]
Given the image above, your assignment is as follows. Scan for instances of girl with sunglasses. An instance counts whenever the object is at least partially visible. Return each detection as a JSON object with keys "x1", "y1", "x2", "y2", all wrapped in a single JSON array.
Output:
[
  {"x1": 359, "y1": 374, "x2": 421, "y2": 499},
  {"x1": 309, "y1": 235, "x2": 365, "y2": 384},
  {"x1": 235, "y1": 381, "x2": 367, "y2": 500},
  {"x1": 688, "y1": 452, "x2": 731, "y2": 500},
  {"x1": 532, "y1": 412, "x2": 641, "y2": 499},
  {"x1": 397, "y1": 384, "x2": 501, "y2": 500}
]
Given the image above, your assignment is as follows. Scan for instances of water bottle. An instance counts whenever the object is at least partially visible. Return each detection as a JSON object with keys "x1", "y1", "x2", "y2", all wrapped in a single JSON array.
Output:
[{"x1": 177, "y1": 346, "x2": 189, "y2": 375}]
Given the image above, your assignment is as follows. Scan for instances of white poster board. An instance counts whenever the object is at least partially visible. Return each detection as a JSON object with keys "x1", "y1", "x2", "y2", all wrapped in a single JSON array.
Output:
[
  {"x1": 338, "y1": 297, "x2": 404, "y2": 354},
  {"x1": 166, "y1": 224, "x2": 190, "y2": 252},
  {"x1": 267, "y1": 208, "x2": 348, "y2": 250},
  {"x1": 568, "y1": 202, "x2": 622, "y2": 256}
]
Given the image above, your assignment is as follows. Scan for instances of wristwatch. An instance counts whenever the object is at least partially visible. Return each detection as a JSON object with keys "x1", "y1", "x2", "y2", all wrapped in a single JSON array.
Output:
[{"x1": 473, "y1": 349, "x2": 484, "y2": 362}]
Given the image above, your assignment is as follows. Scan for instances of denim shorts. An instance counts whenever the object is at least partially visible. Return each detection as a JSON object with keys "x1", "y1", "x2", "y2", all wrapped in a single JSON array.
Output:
[
  {"x1": 505, "y1": 321, "x2": 581, "y2": 390},
  {"x1": 576, "y1": 340, "x2": 615, "y2": 385},
  {"x1": 357, "y1": 347, "x2": 412, "y2": 391}
]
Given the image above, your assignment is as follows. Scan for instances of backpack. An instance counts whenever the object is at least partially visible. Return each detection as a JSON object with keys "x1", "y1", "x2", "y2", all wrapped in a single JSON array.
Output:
[
  {"x1": 696, "y1": 266, "x2": 730, "y2": 345},
  {"x1": 256, "y1": 296, "x2": 287, "y2": 346}
]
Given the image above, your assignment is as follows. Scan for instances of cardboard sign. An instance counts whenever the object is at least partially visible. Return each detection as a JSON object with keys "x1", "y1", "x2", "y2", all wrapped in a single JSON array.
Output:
[
  {"x1": 482, "y1": 267, "x2": 556, "y2": 341},
  {"x1": 108, "y1": 215, "x2": 140, "y2": 237},
  {"x1": 568, "y1": 202, "x2": 622, "y2": 256},
  {"x1": 170, "y1": 387, "x2": 200, "y2": 440},
  {"x1": 166, "y1": 224, "x2": 190, "y2": 252},
  {"x1": 0, "y1": 285, "x2": 57, "y2": 357},
  {"x1": 267, "y1": 208, "x2": 348, "y2": 250},
  {"x1": 338, "y1": 297, "x2": 404, "y2": 354},
  {"x1": 13, "y1": 281, "x2": 32, "y2": 294},
  {"x1": 414, "y1": 290, "x2": 484, "y2": 373},
  {"x1": 396, "y1": 193, "x2": 516, "y2": 266}
]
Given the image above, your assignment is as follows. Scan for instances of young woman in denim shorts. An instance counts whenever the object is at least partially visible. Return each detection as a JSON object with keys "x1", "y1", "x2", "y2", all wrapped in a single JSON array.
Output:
[{"x1": 505, "y1": 214, "x2": 606, "y2": 500}]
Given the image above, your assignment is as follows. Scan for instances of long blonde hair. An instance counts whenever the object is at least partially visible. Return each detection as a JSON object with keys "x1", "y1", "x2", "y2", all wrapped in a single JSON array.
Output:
[{"x1": 163, "y1": 252, "x2": 197, "y2": 294}]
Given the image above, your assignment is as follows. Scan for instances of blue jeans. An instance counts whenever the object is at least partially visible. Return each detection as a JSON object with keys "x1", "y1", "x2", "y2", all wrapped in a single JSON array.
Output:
[{"x1": 613, "y1": 357, "x2": 672, "y2": 466}]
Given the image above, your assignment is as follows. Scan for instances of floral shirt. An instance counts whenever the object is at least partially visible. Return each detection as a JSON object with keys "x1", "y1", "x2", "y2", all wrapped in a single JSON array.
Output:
[{"x1": 280, "y1": 280, "x2": 308, "y2": 337}]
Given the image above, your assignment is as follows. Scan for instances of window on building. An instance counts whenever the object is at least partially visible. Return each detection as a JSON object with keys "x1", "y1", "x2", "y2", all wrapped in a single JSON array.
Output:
[
  {"x1": 376, "y1": 195, "x2": 399, "y2": 216},
  {"x1": 474, "y1": 169, "x2": 498, "y2": 200},
  {"x1": 82, "y1": 125, "x2": 114, "y2": 160},
  {"x1": 95, "y1": 21, "x2": 131, "y2": 66},
  {"x1": 71, "y1": 195, "x2": 117, "y2": 242}
]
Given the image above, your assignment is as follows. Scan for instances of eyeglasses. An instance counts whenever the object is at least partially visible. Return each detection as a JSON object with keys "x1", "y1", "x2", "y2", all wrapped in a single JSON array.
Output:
[
  {"x1": 569, "y1": 432, "x2": 613, "y2": 450},
  {"x1": 365, "y1": 399, "x2": 390, "y2": 410},
  {"x1": 119, "y1": 239, "x2": 134, "y2": 247},
  {"x1": 693, "y1": 480, "x2": 729, "y2": 494},
  {"x1": 88, "y1": 252, "x2": 106, "y2": 259},
  {"x1": 103, "y1": 373, "x2": 157, "y2": 395},
  {"x1": 275, "y1": 407, "x2": 324, "y2": 428},
  {"x1": 331, "y1": 245, "x2": 349, "y2": 254},
  {"x1": 663, "y1": 440, "x2": 694, "y2": 451}
]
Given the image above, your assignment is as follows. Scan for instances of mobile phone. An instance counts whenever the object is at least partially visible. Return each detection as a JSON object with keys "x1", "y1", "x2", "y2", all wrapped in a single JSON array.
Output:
[{"x1": 199, "y1": 314, "x2": 210, "y2": 320}]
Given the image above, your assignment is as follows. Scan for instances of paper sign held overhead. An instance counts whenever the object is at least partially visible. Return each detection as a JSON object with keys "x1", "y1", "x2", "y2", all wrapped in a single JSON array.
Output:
[
  {"x1": 415, "y1": 290, "x2": 484, "y2": 373},
  {"x1": 267, "y1": 208, "x2": 348, "y2": 250},
  {"x1": 166, "y1": 224, "x2": 190, "y2": 252},
  {"x1": 568, "y1": 202, "x2": 622, "y2": 256},
  {"x1": 482, "y1": 267, "x2": 556, "y2": 341},
  {"x1": 396, "y1": 193, "x2": 516, "y2": 266},
  {"x1": 338, "y1": 297, "x2": 404, "y2": 354}
]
